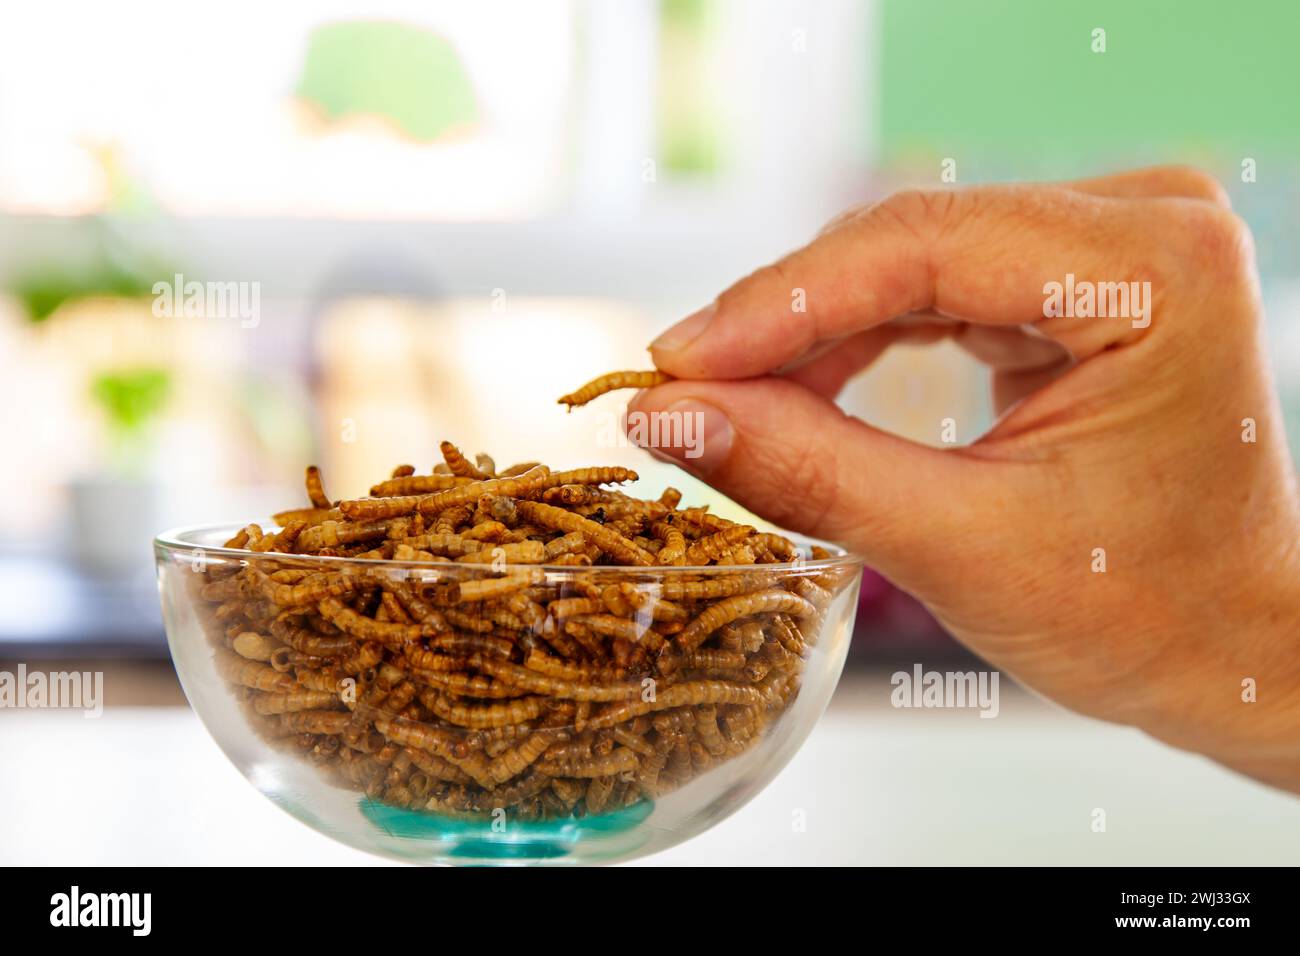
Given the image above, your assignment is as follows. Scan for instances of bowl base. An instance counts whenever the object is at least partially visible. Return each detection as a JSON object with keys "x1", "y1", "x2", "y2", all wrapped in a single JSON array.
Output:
[{"x1": 358, "y1": 797, "x2": 656, "y2": 864}]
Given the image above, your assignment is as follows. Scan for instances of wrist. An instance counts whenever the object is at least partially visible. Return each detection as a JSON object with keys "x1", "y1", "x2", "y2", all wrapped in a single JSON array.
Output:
[{"x1": 1146, "y1": 553, "x2": 1300, "y2": 793}]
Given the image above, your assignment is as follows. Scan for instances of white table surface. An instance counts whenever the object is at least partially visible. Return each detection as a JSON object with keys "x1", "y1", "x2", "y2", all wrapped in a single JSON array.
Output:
[{"x1": 3, "y1": 674, "x2": 1298, "y2": 865}]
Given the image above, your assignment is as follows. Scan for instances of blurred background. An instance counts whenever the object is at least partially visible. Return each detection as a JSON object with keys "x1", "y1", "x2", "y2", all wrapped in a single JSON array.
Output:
[{"x1": 3, "y1": 0, "x2": 1299, "y2": 864}]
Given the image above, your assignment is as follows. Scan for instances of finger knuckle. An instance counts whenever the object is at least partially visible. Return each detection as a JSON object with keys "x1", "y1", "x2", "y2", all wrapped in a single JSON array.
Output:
[
  {"x1": 874, "y1": 188, "x2": 958, "y2": 239},
  {"x1": 1175, "y1": 204, "x2": 1256, "y2": 281},
  {"x1": 1151, "y1": 164, "x2": 1232, "y2": 207}
]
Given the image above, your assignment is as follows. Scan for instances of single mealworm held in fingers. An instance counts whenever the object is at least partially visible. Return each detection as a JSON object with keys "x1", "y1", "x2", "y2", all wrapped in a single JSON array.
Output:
[{"x1": 556, "y1": 370, "x2": 673, "y2": 409}]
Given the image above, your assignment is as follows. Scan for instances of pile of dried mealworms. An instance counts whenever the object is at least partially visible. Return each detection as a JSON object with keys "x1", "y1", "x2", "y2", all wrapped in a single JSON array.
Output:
[{"x1": 191, "y1": 375, "x2": 850, "y2": 820}]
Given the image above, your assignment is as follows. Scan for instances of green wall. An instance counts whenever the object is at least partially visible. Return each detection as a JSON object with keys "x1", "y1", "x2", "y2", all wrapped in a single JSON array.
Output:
[{"x1": 881, "y1": 0, "x2": 1299, "y2": 170}]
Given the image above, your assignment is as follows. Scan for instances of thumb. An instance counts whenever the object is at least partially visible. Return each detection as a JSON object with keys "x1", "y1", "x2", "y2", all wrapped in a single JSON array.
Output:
[{"x1": 626, "y1": 376, "x2": 978, "y2": 578}]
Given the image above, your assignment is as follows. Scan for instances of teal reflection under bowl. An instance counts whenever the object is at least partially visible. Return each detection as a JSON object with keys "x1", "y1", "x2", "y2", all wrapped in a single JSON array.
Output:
[{"x1": 360, "y1": 797, "x2": 655, "y2": 861}]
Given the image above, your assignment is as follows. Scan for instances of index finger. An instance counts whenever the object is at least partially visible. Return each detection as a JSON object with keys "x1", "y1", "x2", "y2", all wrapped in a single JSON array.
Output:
[{"x1": 650, "y1": 184, "x2": 1174, "y2": 380}]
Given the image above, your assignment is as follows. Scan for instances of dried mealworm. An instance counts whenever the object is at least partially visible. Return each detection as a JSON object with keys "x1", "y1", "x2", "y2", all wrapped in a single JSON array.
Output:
[
  {"x1": 337, "y1": 494, "x2": 427, "y2": 521},
  {"x1": 473, "y1": 655, "x2": 641, "y2": 702},
  {"x1": 433, "y1": 505, "x2": 472, "y2": 535},
  {"x1": 546, "y1": 596, "x2": 603, "y2": 620},
  {"x1": 675, "y1": 589, "x2": 816, "y2": 653},
  {"x1": 524, "y1": 648, "x2": 628, "y2": 684},
  {"x1": 445, "y1": 569, "x2": 545, "y2": 604},
  {"x1": 372, "y1": 716, "x2": 460, "y2": 757},
  {"x1": 550, "y1": 553, "x2": 592, "y2": 567},
  {"x1": 231, "y1": 631, "x2": 279, "y2": 662},
  {"x1": 200, "y1": 576, "x2": 243, "y2": 602},
  {"x1": 367, "y1": 474, "x2": 471, "y2": 498},
  {"x1": 550, "y1": 777, "x2": 587, "y2": 809},
  {"x1": 568, "y1": 613, "x2": 654, "y2": 645},
  {"x1": 543, "y1": 531, "x2": 589, "y2": 560},
  {"x1": 379, "y1": 590, "x2": 411, "y2": 624},
  {"x1": 651, "y1": 520, "x2": 688, "y2": 565},
  {"x1": 587, "y1": 680, "x2": 765, "y2": 729},
  {"x1": 515, "y1": 500, "x2": 654, "y2": 566},
  {"x1": 317, "y1": 597, "x2": 442, "y2": 644},
  {"x1": 769, "y1": 614, "x2": 807, "y2": 657},
  {"x1": 683, "y1": 648, "x2": 747, "y2": 671},
  {"x1": 213, "y1": 648, "x2": 297, "y2": 693},
  {"x1": 562, "y1": 621, "x2": 606, "y2": 659},
  {"x1": 557, "y1": 370, "x2": 672, "y2": 409},
  {"x1": 268, "y1": 568, "x2": 313, "y2": 584},
  {"x1": 751, "y1": 533, "x2": 797, "y2": 561},
  {"x1": 536, "y1": 748, "x2": 638, "y2": 778},
  {"x1": 455, "y1": 540, "x2": 546, "y2": 564},
  {"x1": 718, "y1": 544, "x2": 756, "y2": 565},
  {"x1": 485, "y1": 731, "x2": 565, "y2": 786},
  {"x1": 585, "y1": 775, "x2": 615, "y2": 814},
  {"x1": 657, "y1": 571, "x2": 777, "y2": 602},
  {"x1": 542, "y1": 484, "x2": 605, "y2": 506},
  {"x1": 415, "y1": 466, "x2": 551, "y2": 516},
  {"x1": 297, "y1": 518, "x2": 399, "y2": 553},
  {"x1": 480, "y1": 494, "x2": 516, "y2": 525},
  {"x1": 417, "y1": 671, "x2": 531, "y2": 700},
  {"x1": 305, "y1": 465, "x2": 332, "y2": 509},
  {"x1": 279, "y1": 710, "x2": 351, "y2": 735},
  {"x1": 426, "y1": 631, "x2": 514, "y2": 658},
  {"x1": 693, "y1": 704, "x2": 728, "y2": 756},
  {"x1": 249, "y1": 568, "x2": 360, "y2": 607},
  {"x1": 481, "y1": 769, "x2": 552, "y2": 812},
  {"x1": 461, "y1": 520, "x2": 511, "y2": 543},
  {"x1": 269, "y1": 615, "x2": 354, "y2": 657},
  {"x1": 436, "y1": 607, "x2": 495, "y2": 633},
  {"x1": 425, "y1": 693, "x2": 548, "y2": 729},
  {"x1": 540, "y1": 467, "x2": 640, "y2": 490},
  {"x1": 271, "y1": 519, "x2": 308, "y2": 552},
  {"x1": 504, "y1": 591, "x2": 547, "y2": 633},
  {"x1": 271, "y1": 507, "x2": 342, "y2": 529},
  {"x1": 683, "y1": 525, "x2": 756, "y2": 564},
  {"x1": 253, "y1": 690, "x2": 342, "y2": 715},
  {"x1": 394, "y1": 532, "x2": 484, "y2": 557},
  {"x1": 403, "y1": 747, "x2": 474, "y2": 785},
  {"x1": 440, "y1": 440, "x2": 491, "y2": 480},
  {"x1": 609, "y1": 726, "x2": 654, "y2": 757},
  {"x1": 676, "y1": 507, "x2": 741, "y2": 533},
  {"x1": 792, "y1": 576, "x2": 834, "y2": 614}
]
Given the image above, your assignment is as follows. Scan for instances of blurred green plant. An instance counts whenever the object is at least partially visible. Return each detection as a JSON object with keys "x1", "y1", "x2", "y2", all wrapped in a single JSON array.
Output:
[
  {"x1": 91, "y1": 368, "x2": 171, "y2": 434},
  {"x1": 296, "y1": 21, "x2": 477, "y2": 142},
  {"x1": 657, "y1": 0, "x2": 722, "y2": 176},
  {"x1": 11, "y1": 142, "x2": 167, "y2": 322},
  {"x1": 12, "y1": 260, "x2": 157, "y2": 324},
  {"x1": 8, "y1": 211, "x2": 178, "y2": 476},
  {"x1": 90, "y1": 368, "x2": 172, "y2": 476}
]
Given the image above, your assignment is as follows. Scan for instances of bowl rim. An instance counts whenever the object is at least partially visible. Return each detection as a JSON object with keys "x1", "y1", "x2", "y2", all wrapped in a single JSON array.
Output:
[{"x1": 154, "y1": 521, "x2": 865, "y2": 575}]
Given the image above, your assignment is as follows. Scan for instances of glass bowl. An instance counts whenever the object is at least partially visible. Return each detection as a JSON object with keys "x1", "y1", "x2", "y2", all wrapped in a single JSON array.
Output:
[{"x1": 155, "y1": 523, "x2": 862, "y2": 865}]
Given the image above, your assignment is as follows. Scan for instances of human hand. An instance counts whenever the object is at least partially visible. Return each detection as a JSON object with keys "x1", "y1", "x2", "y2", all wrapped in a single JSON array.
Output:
[{"x1": 630, "y1": 166, "x2": 1300, "y2": 792}]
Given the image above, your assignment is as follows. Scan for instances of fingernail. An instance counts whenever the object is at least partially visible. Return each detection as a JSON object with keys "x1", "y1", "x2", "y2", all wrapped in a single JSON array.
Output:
[
  {"x1": 627, "y1": 398, "x2": 733, "y2": 474},
  {"x1": 651, "y1": 303, "x2": 716, "y2": 354}
]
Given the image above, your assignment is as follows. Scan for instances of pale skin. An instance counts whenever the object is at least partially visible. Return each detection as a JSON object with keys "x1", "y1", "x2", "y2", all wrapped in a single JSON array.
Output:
[{"x1": 628, "y1": 165, "x2": 1300, "y2": 794}]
